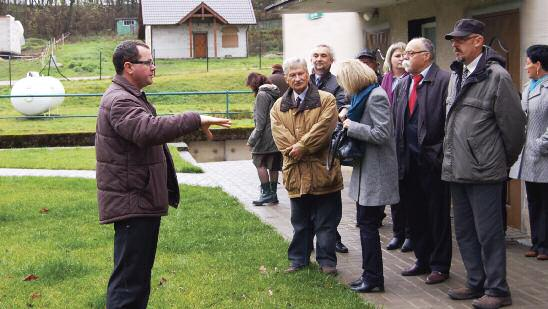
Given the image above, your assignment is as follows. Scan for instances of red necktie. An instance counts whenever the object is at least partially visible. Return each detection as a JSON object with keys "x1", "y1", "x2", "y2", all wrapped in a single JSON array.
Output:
[{"x1": 408, "y1": 74, "x2": 423, "y2": 115}]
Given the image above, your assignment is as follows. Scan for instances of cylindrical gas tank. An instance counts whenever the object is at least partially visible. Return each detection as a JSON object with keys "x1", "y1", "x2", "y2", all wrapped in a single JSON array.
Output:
[{"x1": 11, "y1": 72, "x2": 65, "y2": 116}]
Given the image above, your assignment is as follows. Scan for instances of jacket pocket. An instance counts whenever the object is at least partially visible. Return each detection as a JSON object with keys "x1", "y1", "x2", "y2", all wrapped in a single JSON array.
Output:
[
  {"x1": 311, "y1": 160, "x2": 342, "y2": 192},
  {"x1": 282, "y1": 163, "x2": 300, "y2": 192}
]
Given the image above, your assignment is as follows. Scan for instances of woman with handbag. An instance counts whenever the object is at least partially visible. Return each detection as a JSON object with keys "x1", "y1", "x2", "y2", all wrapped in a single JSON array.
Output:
[{"x1": 337, "y1": 59, "x2": 400, "y2": 293}]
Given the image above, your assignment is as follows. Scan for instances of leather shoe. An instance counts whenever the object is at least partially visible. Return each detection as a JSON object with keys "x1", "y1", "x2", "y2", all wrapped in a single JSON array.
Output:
[
  {"x1": 320, "y1": 266, "x2": 338, "y2": 275},
  {"x1": 285, "y1": 265, "x2": 304, "y2": 273},
  {"x1": 525, "y1": 250, "x2": 538, "y2": 257},
  {"x1": 401, "y1": 264, "x2": 430, "y2": 276},
  {"x1": 425, "y1": 271, "x2": 449, "y2": 284},
  {"x1": 447, "y1": 287, "x2": 484, "y2": 300},
  {"x1": 386, "y1": 237, "x2": 404, "y2": 250},
  {"x1": 537, "y1": 254, "x2": 548, "y2": 260},
  {"x1": 401, "y1": 238, "x2": 413, "y2": 252},
  {"x1": 349, "y1": 277, "x2": 364, "y2": 288},
  {"x1": 350, "y1": 281, "x2": 384, "y2": 293},
  {"x1": 472, "y1": 295, "x2": 512, "y2": 309},
  {"x1": 335, "y1": 241, "x2": 349, "y2": 253}
]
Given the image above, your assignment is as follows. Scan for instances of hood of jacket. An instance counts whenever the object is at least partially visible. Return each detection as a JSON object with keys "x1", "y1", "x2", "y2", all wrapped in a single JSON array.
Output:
[{"x1": 258, "y1": 83, "x2": 280, "y2": 99}]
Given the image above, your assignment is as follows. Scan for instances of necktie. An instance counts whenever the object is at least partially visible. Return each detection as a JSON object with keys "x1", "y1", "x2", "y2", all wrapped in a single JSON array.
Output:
[
  {"x1": 294, "y1": 97, "x2": 301, "y2": 109},
  {"x1": 315, "y1": 76, "x2": 321, "y2": 87},
  {"x1": 408, "y1": 74, "x2": 423, "y2": 115},
  {"x1": 461, "y1": 67, "x2": 469, "y2": 89}
]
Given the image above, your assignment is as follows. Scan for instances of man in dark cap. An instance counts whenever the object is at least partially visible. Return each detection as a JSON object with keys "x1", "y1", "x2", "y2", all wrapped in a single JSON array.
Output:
[
  {"x1": 357, "y1": 48, "x2": 383, "y2": 83},
  {"x1": 442, "y1": 18, "x2": 526, "y2": 309}
]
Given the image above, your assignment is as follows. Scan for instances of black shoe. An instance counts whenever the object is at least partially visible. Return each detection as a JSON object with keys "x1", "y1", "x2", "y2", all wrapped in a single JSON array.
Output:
[
  {"x1": 335, "y1": 241, "x2": 349, "y2": 253},
  {"x1": 349, "y1": 277, "x2": 364, "y2": 288},
  {"x1": 386, "y1": 237, "x2": 404, "y2": 250},
  {"x1": 401, "y1": 264, "x2": 430, "y2": 276},
  {"x1": 350, "y1": 281, "x2": 384, "y2": 293},
  {"x1": 401, "y1": 238, "x2": 413, "y2": 252},
  {"x1": 253, "y1": 183, "x2": 276, "y2": 206}
]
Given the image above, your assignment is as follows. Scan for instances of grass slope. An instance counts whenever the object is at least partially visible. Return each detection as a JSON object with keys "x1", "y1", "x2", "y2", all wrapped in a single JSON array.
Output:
[
  {"x1": 0, "y1": 177, "x2": 370, "y2": 308},
  {"x1": 0, "y1": 146, "x2": 203, "y2": 173}
]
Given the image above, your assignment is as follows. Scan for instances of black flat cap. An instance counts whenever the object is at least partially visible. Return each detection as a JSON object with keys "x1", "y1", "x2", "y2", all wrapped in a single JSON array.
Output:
[
  {"x1": 356, "y1": 48, "x2": 376, "y2": 59},
  {"x1": 445, "y1": 18, "x2": 485, "y2": 40}
]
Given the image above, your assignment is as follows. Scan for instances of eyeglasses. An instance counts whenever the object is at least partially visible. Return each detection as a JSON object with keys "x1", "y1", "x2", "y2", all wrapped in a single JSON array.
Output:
[
  {"x1": 404, "y1": 50, "x2": 428, "y2": 57},
  {"x1": 130, "y1": 60, "x2": 155, "y2": 66}
]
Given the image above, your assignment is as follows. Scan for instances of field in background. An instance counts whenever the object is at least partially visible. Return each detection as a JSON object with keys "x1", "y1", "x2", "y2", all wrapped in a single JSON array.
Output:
[{"x1": 0, "y1": 36, "x2": 282, "y2": 135}]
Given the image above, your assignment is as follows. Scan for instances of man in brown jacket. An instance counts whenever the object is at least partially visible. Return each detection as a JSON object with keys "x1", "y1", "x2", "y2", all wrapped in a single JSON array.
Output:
[
  {"x1": 271, "y1": 57, "x2": 343, "y2": 275},
  {"x1": 96, "y1": 40, "x2": 230, "y2": 309}
]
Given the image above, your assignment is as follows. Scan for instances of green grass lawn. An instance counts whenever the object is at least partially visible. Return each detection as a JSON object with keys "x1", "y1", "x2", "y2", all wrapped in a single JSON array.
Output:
[
  {"x1": 0, "y1": 145, "x2": 203, "y2": 173},
  {"x1": 0, "y1": 35, "x2": 280, "y2": 135},
  {"x1": 0, "y1": 177, "x2": 370, "y2": 308}
]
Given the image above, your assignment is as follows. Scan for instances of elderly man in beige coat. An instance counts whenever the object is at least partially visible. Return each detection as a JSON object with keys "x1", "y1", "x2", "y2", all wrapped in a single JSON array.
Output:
[{"x1": 271, "y1": 57, "x2": 343, "y2": 275}]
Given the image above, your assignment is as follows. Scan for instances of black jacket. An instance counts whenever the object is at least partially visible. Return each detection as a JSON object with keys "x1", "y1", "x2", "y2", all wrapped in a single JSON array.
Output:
[
  {"x1": 310, "y1": 71, "x2": 348, "y2": 110},
  {"x1": 393, "y1": 63, "x2": 450, "y2": 179}
]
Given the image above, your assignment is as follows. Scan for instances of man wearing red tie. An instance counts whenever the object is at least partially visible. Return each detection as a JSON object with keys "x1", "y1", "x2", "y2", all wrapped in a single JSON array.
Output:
[{"x1": 392, "y1": 37, "x2": 452, "y2": 284}]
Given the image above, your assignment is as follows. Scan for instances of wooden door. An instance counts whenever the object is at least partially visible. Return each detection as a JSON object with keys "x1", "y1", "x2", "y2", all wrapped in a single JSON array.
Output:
[
  {"x1": 193, "y1": 33, "x2": 207, "y2": 58},
  {"x1": 475, "y1": 9, "x2": 521, "y2": 229}
]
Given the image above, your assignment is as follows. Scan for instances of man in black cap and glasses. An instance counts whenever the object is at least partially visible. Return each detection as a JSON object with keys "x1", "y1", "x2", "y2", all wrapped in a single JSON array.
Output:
[{"x1": 442, "y1": 19, "x2": 525, "y2": 309}]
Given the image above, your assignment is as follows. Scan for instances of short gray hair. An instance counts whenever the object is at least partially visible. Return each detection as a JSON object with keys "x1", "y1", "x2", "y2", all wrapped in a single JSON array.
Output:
[
  {"x1": 311, "y1": 44, "x2": 335, "y2": 60},
  {"x1": 283, "y1": 57, "x2": 308, "y2": 74},
  {"x1": 414, "y1": 37, "x2": 435, "y2": 60}
]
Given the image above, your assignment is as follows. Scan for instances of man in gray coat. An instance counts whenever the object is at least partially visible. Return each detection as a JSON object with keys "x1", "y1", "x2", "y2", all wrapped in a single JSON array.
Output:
[
  {"x1": 309, "y1": 44, "x2": 349, "y2": 253},
  {"x1": 96, "y1": 40, "x2": 230, "y2": 308},
  {"x1": 443, "y1": 19, "x2": 526, "y2": 309}
]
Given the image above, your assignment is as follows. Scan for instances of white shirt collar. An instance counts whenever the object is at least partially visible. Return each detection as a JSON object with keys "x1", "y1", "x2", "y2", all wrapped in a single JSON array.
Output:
[
  {"x1": 293, "y1": 87, "x2": 308, "y2": 102},
  {"x1": 464, "y1": 53, "x2": 483, "y2": 75},
  {"x1": 419, "y1": 64, "x2": 433, "y2": 79}
]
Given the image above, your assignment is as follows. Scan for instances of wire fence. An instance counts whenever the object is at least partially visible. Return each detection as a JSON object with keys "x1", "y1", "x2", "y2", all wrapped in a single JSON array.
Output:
[{"x1": 0, "y1": 90, "x2": 254, "y2": 120}]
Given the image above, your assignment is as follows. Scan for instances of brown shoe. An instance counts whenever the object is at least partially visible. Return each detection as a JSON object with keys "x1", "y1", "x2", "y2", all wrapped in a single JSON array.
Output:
[
  {"x1": 448, "y1": 287, "x2": 484, "y2": 300},
  {"x1": 537, "y1": 254, "x2": 548, "y2": 260},
  {"x1": 425, "y1": 271, "x2": 449, "y2": 284},
  {"x1": 285, "y1": 265, "x2": 304, "y2": 273},
  {"x1": 320, "y1": 266, "x2": 338, "y2": 275},
  {"x1": 524, "y1": 250, "x2": 538, "y2": 257},
  {"x1": 472, "y1": 295, "x2": 512, "y2": 309}
]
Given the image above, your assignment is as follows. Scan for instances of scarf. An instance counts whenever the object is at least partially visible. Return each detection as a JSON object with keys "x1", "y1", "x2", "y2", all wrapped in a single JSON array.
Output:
[
  {"x1": 347, "y1": 83, "x2": 379, "y2": 122},
  {"x1": 529, "y1": 75, "x2": 548, "y2": 93}
]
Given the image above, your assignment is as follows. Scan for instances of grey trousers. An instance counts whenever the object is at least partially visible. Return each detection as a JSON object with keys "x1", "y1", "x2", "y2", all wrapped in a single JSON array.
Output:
[{"x1": 451, "y1": 182, "x2": 510, "y2": 297}]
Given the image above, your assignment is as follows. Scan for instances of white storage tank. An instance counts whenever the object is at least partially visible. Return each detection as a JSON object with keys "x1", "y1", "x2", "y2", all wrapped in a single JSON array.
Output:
[{"x1": 10, "y1": 72, "x2": 65, "y2": 116}]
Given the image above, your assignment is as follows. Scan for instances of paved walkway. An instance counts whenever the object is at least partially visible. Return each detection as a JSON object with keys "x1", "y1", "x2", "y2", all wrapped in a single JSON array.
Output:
[{"x1": 1, "y1": 160, "x2": 547, "y2": 308}]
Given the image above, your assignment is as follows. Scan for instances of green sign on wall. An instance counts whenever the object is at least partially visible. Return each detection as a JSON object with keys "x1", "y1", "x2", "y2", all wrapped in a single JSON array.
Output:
[{"x1": 308, "y1": 12, "x2": 324, "y2": 20}]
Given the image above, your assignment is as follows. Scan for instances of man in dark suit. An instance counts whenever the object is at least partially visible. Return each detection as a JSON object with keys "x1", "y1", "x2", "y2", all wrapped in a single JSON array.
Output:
[
  {"x1": 309, "y1": 44, "x2": 349, "y2": 254},
  {"x1": 393, "y1": 37, "x2": 452, "y2": 285}
]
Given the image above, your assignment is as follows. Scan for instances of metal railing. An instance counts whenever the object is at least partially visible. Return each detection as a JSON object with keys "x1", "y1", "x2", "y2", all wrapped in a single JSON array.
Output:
[{"x1": 0, "y1": 90, "x2": 253, "y2": 119}]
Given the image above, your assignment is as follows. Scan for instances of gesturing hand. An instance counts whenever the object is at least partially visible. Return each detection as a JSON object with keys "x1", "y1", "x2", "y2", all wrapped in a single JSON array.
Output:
[
  {"x1": 342, "y1": 118, "x2": 351, "y2": 129},
  {"x1": 200, "y1": 115, "x2": 232, "y2": 140}
]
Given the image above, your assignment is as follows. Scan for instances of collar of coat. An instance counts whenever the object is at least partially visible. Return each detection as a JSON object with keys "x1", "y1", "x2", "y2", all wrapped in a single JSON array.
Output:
[
  {"x1": 310, "y1": 71, "x2": 334, "y2": 88},
  {"x1": 280, "y1": 81, "x2": 321, "y2": 113},
  {"x1": 449, "y1": 46, "x2": 506, "y2": 90},
  {"x1": 112, "y1": 74, "x2": 144, "y2": 98}
]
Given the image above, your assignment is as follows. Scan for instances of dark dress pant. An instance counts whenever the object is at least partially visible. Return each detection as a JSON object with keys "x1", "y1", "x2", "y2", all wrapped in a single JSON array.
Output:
[
  {"x1": 107, "y1": 217, "x2": 161, "y2": 309},
  {"x1": 525, "y1": 182, "x2": 548, "y2": 255},
  {"x1": 289, "y1": 191, "x2": 342, "y2": 268},
  {"x1": 391, "y1": 201, "x2": 411, "y2": 239},
  {"x1": 451, "y1": 182, "x2": 510, "y2": 297},
  {"x1": 402, "y1": 157, "x2": 452, "y2": 273},
  {"x1": 356, "y1": 204, "x2": 384, "y2": 285}
]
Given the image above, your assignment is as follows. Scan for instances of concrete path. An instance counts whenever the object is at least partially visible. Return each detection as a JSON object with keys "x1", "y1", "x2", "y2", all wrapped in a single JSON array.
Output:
[{"x1": 1, "y1": 160, "x2": 547, "y2": 308}]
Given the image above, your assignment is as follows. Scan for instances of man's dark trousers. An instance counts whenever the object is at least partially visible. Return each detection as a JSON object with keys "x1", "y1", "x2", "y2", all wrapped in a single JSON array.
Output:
[
  {"x1": 451, "y1": 182, "x2": 510, "y2": 297},
  {"x1": 107, "y1": 217, "x2": 161, "y2": 309},
  {"x1": 403, "y1": 154, "x2": 452, "y2": 273},
  {"x1": 288, "y1": 191, "x2": 342, "y2": 268}
]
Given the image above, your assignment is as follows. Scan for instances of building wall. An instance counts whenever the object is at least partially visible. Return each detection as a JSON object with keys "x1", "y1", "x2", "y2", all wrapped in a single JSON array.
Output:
[
  {"x1": 282, "y1": 12, "x2": 365, "y2": 74},
  {"x1": 149, "y1": 23, "x2": 248, "y2": 59},
  {"x1": 0, "y1": 15, "x2": 24, "y2": 55}
]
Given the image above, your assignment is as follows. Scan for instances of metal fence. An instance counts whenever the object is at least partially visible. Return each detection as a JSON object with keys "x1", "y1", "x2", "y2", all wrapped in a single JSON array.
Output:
[{"x1": 0, "y1": 90, "x2": 254, "y2": 119}]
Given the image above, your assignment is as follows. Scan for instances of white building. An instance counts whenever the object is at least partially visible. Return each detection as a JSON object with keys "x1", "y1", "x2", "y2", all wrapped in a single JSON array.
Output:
[
  {"x1": 0, "y1": 15, "x2": 25, "y2": 55},
  {"x1": 282, "y1": 12, "x2": 365, "y2": 74},
  {"x1": 142, "y1": 0, "x2": 256, "y2": 59}
]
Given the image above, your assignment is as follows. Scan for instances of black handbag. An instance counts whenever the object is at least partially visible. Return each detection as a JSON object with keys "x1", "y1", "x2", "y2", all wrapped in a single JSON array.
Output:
[{"x1": 327, "y1": 122, "x2": 365, "y2": 169}]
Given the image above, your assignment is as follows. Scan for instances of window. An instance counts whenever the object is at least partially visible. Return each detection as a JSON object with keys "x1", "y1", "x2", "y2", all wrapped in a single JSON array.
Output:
[
  {"x1": 222, "y1": 26, "x2": 238, "y2": 48},
  {"x1": 123, "y1": 20, "x2": 134, "y2": 26},
  {"x1": 408, "y1": 17, "x2": 436, "y2": 46}
]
